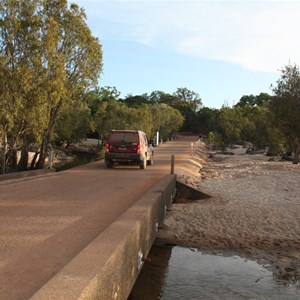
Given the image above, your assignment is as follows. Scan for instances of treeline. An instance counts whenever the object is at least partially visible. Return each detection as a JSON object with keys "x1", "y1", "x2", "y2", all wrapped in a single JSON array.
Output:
[
  {"x1": 203, "y1": 64, "x2": 300, "y2": 165},
  {"x1": 90, "y1": 66, "x2": 300, "y2": 165},
  {"x1": 1, "y1": 1, "x2": 300, "y2": 174},
  {"x1": 89, "y1": 87, "x2": 199, "y2": 141}
]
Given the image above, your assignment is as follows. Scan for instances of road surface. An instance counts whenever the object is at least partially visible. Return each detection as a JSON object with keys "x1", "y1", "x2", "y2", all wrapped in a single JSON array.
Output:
[{"x1": 0, "y1": 137, "x2": 196, "y2": 299}]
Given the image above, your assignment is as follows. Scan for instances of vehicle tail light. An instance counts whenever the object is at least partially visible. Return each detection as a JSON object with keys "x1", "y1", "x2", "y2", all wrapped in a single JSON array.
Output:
[
  {"x1": 137, "y1": 143, "x2": 141, "y2": 154},
  {"x1": 105, "y1": 143, "x2": 110, "y2": 153}
]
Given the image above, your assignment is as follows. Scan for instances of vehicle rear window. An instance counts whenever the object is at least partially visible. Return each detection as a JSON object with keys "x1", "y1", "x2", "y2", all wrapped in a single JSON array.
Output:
[{"x1": 108, "y1": 132, "x2": 139, "y2": 143}]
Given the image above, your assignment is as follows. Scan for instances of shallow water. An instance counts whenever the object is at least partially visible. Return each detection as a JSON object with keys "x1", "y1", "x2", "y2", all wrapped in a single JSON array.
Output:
[
  {"x1": 129, "y1": 245, "x2": 300, "y2": 300},
  {"x1": 55, "y1": 152, "x2": 100, "y2": 171}
]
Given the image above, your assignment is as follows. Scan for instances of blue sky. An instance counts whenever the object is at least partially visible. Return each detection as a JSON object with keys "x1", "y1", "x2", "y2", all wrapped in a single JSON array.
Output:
[{"x1": 73, "y1": 0, "x2": 300, "y2": 109}]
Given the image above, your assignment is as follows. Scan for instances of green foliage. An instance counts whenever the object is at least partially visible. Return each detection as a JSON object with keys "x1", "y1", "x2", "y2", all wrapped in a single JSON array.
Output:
[
  {"x1": 122, "y1": 94, "x2": 149, "y2": 108},
  {"x1": 0, "y1": 0, "x2": 48, "y2": 171},
  {"x1": 235, "y1": 93, "x2": 272, "y2": 107},
  {"x1": 54, "y1": 103, "x2": 93, "y2": 146},
  {"x1": 207, "y1": 131, "x2": 226, "y2": 150},
  {"x1": 149, "y1": 103, "x2": 184, "y2": 140},
  {"x1": 196, "y1": 107, "x2": 220, "y2": 135},
  {"x1": 95, "y1": 100, "x2": 130, "y2": 139},
  {"x1": 129, "y1": 105, "x2": 153, "y2": 138},
  {"x1": 115, "y1": 88, "x2": 192, "y2": 138},
  {"x1": 214, "y1": 103, "x2": 284, "y2": 153},
  {"x1": 98, "y1": 86, "x2": 121, "y2": 102},
  {"x1": 86, "y1": 86, "x2": 120, "y2": 119},
  {"x1": 242, "y1": 105, "x2": 286, "y2": 151},
  {"x1": 145, "y1": 88, "x2": 199, "y2": 132},
  {"x1": 218, "y1": 106, "x2": 245, "y2": 143},
  {"x1": 197, "y1": 90, "x2": 295, "y2": 160},
  {"x1": 270, "y1": 63, "x2": 300, "y2": 163},
  {"x1": 0, "y1": 0, "x2": 103, "y2": 172},
  {"x1": 94, "y1": 99, "x2": 183, "y2": 142},
  {"x1": 173, "y1": 87, "x2": 202, "y2": 111}
]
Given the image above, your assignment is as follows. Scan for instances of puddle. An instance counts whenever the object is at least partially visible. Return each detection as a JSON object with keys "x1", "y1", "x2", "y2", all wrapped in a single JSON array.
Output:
[{"x1": 129, "y1": 244, "x2": 300, "y2": 300}]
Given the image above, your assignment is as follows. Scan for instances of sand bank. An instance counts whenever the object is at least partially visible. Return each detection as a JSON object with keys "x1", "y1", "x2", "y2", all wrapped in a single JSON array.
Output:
[{"x1": 157, "y1": 141, "x2": 300, "y2": 283}]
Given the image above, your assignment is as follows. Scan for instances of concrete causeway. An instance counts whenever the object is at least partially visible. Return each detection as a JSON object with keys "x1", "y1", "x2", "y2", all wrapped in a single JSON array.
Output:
[{"x1": 0, "y1": 136, "x2": 199, "y2": 299}]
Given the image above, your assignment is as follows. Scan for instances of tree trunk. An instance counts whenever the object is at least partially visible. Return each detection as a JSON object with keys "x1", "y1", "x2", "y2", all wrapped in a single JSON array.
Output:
[
  {"x1": 36, "y1": 103, "x2": 62, "y2": 169},
  {"x1": 1, "y1": 127, "x2": 8, "y2": 174},
  {"x1": 293, "y1": 144, "x2": 300, "y2": 164},
  {"x1": 30, "y1": 149, "x2": 40, "y2": 169},
  {"x1": 36, "y1": 137, "x2": 47, "y2": 169},
  {"x1": 6, "y1": 147, "x2": 18, "y2": 173},
  {"x1": 17, "y1": 144, "x2": 29, "y2": 171}
]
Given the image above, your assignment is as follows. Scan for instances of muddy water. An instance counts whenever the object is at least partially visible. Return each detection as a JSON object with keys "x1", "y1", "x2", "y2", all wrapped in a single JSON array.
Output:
[{"x1": 129, "y1": 244, "x2": 300, "y2": 300}]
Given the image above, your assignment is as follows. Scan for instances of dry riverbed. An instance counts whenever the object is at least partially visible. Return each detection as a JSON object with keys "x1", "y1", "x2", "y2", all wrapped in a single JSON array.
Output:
[{"x1": 156, "y1": 142, "x2": 300, "y2": 284}]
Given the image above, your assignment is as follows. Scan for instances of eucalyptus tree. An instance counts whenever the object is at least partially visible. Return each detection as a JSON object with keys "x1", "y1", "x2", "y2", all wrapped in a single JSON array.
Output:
[
  {"x1": 95, "y1": 99, "x2": 154, "y2": 140},
  {"x1": 122, "y1": 94, "x2": 149, "y2": 108},
  {"x1": 235, "y1": 95, "x2": 257, "y2": 107},
  {"x1": 218, "y1": 106, "x2": 246, "y2": 144},
  {"x1": 173, "y1": 87, "x2": 202, "y2": 112},
  {"x1": 196, "y1": 107, "x2": 220, "y2": 135},
  {"x1": 86, "y1": 86, "x2": 121, "y2": 127},
  {"x1": 128, "y1": 104, "x2": 153, "y2": 138},
  {"x1": 0, "y1": 0, "x2": 46, "y2": 172},
  {"x1": 0, "y1": 0, "x2": 103, "y2": 172},
  {"x1": 249, "y1": 105, "x2": 285, "y2": 154},
  {"x1": 256, "y1": 93, "x2": 273, "y2": 106},
  {"x1": 166, "y1": 88, "x2": 201, "y2": 132},
  {"x1": 270, "y1": 63, "x2": 300, "y2": 163},
  {"x1": 92, "y1": 87, "x2": 123, "y2": 139},
  {"x1": 148, "y1": 89, "x2": 199, "y2": 133},
  {"x1": 149, "y1": 103, "x2": 184, "y2": 141},
  {"x1": 36, "y1": 1, "x2": 102, "y2": 168},
  {"x1": 237, "y1": 105, "x2": 275, "y2": 150},
  {"x1": 54, "y1": 101, "x2": 93, "y2": 147},
  {"x1": 148, "y1": 90, "x2": 165, "y2": 103},
  {"x1": 235, "y1": 93, "x2": 272, "y2": 107},
  {"x1": 95, "y1": 100, "x2": 132, "y2": 139}
]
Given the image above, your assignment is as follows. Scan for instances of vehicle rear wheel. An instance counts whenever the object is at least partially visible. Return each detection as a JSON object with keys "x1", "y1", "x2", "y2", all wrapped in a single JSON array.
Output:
[
  {"x1": 147, "y1": 155, "x2": 154, "y2": 165},
  {"x1": 139, "y1": 159, "x2": 147, "y2": 169},
  {"x1": 106, "y1": 161, "x2": 114, "y2": 168}
]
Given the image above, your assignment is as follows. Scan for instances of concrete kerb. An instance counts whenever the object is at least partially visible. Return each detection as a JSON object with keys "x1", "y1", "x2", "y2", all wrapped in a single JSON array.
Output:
[
  {"x1": 30, "y1": 174, "x2": 177, "y2": 300},
  {"x1": 0, "y1": 168, "x2": 55, "y2": 182}
]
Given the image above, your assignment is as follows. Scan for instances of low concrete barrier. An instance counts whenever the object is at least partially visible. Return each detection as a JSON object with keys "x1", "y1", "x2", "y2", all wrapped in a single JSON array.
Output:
[
  {"x1": 0, "y1": 168, "x2": 55, "y2": 182},
  {"x1": 30, "y1": 174, "x2": 176, "y2": 300}
]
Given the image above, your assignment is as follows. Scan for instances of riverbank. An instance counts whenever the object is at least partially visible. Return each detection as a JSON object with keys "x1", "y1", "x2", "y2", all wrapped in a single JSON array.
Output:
[{"x1": 156, "y1": 141, "x2": 300, "y2": 284}]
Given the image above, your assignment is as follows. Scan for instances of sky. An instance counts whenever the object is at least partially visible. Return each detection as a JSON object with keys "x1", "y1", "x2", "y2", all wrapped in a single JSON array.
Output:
[{"x1": 72, "y1": 0, "x2": 300, "y2": 109}]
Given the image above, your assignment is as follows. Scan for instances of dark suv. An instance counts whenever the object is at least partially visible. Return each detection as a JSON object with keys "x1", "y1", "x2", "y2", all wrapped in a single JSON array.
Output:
[{"x1": 104, "y1": 130, "x2": 154, "y2": 169}]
